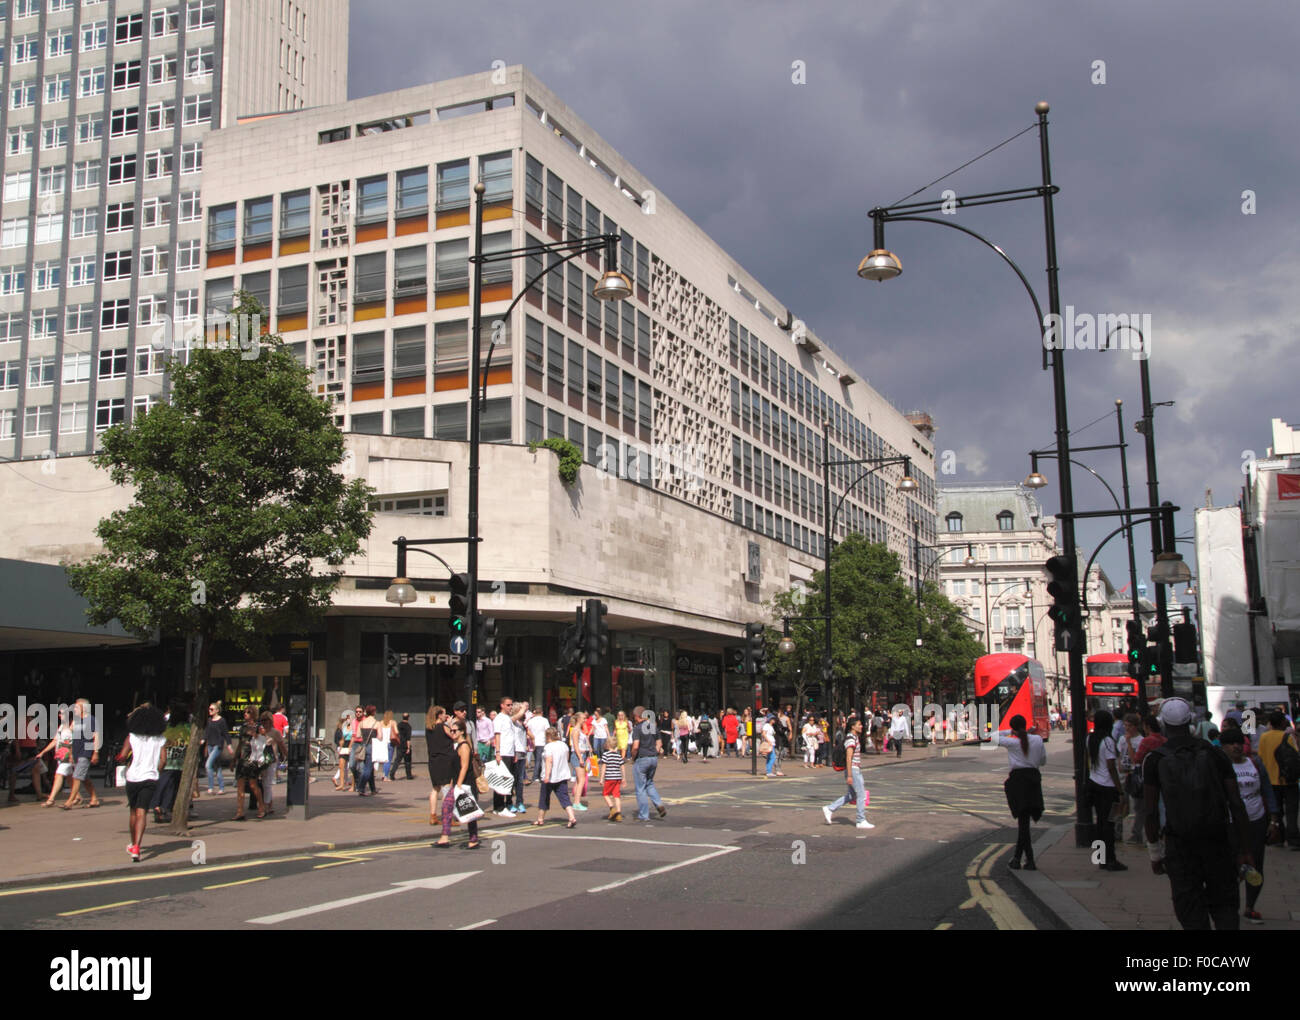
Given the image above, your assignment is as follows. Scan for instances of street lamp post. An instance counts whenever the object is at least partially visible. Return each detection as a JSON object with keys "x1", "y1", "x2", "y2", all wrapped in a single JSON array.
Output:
[
  {"x1": 465, "y1": 180, "x2": 631, "y2": 711},
  {"x1": 821, "y1": 424, "x2": 917, "y2": 720},
  {"x1": 864, "y1": 102, "x2": 1096, "y2": 845}
]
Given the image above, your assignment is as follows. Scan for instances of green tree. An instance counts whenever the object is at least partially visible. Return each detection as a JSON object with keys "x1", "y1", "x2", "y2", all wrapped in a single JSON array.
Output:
[
  {"x1": 67, "y1": 294, "x2": 373, "y2": 832},
  {"x1": 767, "y1": 535, "x2": 983, "y2": 718}
]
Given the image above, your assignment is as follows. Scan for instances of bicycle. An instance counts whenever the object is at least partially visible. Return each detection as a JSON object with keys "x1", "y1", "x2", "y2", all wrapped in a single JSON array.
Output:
[{"x1": 308, "y1": 739, "x2": 337, "y2": 770}]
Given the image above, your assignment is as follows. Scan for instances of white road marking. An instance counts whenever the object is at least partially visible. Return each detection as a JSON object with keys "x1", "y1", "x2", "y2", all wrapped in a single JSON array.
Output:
[
  {"x1": 586, "y1": 846, "x2": 741, "y2": 893},
  {"x1": 457, "y1": 918, "x2": 497, "y2": 930},
  {"x1": 247, "y1": 871, "x2": 479, "y2": 925}
]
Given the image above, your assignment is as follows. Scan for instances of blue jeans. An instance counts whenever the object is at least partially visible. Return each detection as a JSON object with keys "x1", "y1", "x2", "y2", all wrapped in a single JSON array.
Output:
[
  {"x1": 593, "y1": 737, "x2": 606, "y2": 757},
  {"x1": 765, "y1": 750, "x2": 777, "y2": 776},
  {"x1": 355, "y1": 747, "x2": 375, "y2": 794},
  {"x1": 512, "y1": 755, "x2": 527, "y2": 809},
  {"x1": 633, "y1": 756, "x2": 662, "y2": 819},
  {"x1": 827, "y1": 767, "x2": 866, "y2": 823},
  {"x1": 205, "y1": 745, "x2": 224, "y2": 792},
  {"x1": 533, "y1": 746, "x2": 545, "y2": 783}
]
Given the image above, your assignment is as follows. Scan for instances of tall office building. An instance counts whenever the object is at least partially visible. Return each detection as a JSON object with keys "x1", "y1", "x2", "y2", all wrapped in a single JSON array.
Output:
[{"x1": 0, "y1": 0, "x2": 346, "y2": 460}]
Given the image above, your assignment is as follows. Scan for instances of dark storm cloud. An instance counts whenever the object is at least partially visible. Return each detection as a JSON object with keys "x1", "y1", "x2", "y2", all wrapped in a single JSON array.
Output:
[{"x1": 349, "y1": 0, "x2": 1300, "y2": 585}]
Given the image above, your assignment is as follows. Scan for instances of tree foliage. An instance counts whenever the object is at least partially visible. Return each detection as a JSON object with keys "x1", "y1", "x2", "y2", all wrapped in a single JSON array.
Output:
[
  {"x1": 765, "y1": 534, "x2": 984, "y2": 710},
  {"x1": 66, "y1": 293, "x2": 374, "y2": 830}
]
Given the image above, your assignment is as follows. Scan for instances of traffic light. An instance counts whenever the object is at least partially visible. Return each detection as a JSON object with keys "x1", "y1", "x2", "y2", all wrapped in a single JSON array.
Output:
[
  {"x1": 476, "y1": 614, "x2": 499, "y2": 657},
  {"x1": 1126, "y1": 620, "x2": 1145, "y2": 679},
  {"x1": 1137, "y1": 646, "x2": 1159, "y2": 679},
  {"x1": 1173, "y1": 621, "x2": 1198, "y2": 664},
  {"x1": 385, "y1": 647, "x2": 400, "y2": 681},
  {"x1": 559, "y1": 623, "x2": 581, "y2": 672},
  {"x1": 729, "y1": 647, "x2": 746, "y2": 674},
  {"x1": 584, "y1": 598, "x2": 608, "y2": 667},
  {"x1": 744, "y1": 622, "x2": 767, "y2": 676},
  {"x1": 1044, "y1": 555, "x2": 1080, "y2": 651},
  {"x1": 448, "y1": 572, "x2": 470, "y2": 645}
]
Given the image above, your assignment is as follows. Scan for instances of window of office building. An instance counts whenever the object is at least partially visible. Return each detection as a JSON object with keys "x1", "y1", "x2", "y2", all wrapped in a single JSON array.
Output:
[
  {"x1": 278, "y1": 265, "x2": 307, "y2": 312},
  {"x1": 356, "y1": 176, "x2": 386, "y2": 222},
  {"x1": 281, "y1": 189, "x2": 310, "y2": 234},
  {"x1": 396, "y1": 168, "x2": 427, "y2": 212},
  {"x1": 390, "y1": 407, "x2": 424, "y2": 438},
  {"x1": 481, "y1": 151, "x2": 511, "y2": 203},
  {"x1": 433, "y1": 402, "x2": 466, "y2": 441},
  {"x1": 436, "y1": 159, "x2": 469, "y2": 211},
  {"x1": 392, "y1": 325, "x2": 424, "y2": 378}
]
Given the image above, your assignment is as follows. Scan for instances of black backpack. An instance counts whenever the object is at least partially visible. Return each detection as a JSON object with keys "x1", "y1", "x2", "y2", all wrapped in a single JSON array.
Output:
[
  {"x1": 1152, "y1": 741, "x2": 1229, "y2": 838},
  {"x1": 1273, "y1": 734, "x2": 1300, "y2": 784},
  {"x1": 832, "y1": 734, "x2": 847, "y2": 769}
]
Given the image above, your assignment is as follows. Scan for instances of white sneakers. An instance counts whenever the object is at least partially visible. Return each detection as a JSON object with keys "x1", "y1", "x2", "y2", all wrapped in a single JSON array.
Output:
[
  {"x1": 856, "y1": 820, "x2": 875, "y2": 829},
  {"x1": 822, "y1": 806, "x2": 834, "y2": 825}
]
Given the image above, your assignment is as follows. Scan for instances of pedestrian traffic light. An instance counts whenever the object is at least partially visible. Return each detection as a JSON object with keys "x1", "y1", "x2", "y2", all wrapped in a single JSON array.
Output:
[
  {"x1": 1044, "y1": 554, "x2": 1080, "y2": 651},
  {"x1": 1173, "y1": 621, "x2": 1198, "y2": 664},
  {"x1": 385, "y1": 647, "x2": 401, "y2": 681},
  {"x1": 448, "y1": 572, "x2": 470, "y2": 643},
  {"x1": 572, "y1": 603, "x2": 587, "y2": 667},
  {"x1": 584, "y1": 599, "x2": 608, "y2": 666},
  {"x1": 729, "y1": 647, "x2": 746, "y2": 674},
  {"x1": 1126, "y1": 620, "x2": 1145, "y2": 679},
  {"x1": 744, "y1": 622, "x2": 767, "y2": 675},
  {"x1": 476, "y1": 614, "x2": 499, "y2": 657},
  {"x1": 1137, "y1": 646, "x2": 1159, "y2": 678}
]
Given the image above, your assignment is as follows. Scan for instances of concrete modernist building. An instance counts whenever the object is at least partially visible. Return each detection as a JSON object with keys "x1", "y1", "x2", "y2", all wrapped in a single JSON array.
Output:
[
  {"x1": 0, "y1": 0, "x2": 346, "y2": 461},
  {"x1": 0, "y1": 64, "x2": 937, "y2": 727}
]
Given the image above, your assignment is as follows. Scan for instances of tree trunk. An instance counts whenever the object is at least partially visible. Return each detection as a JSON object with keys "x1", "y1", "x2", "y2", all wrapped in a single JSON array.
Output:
[{"x1": 169, "y1": 635, "x2": 212, "y2": 836}]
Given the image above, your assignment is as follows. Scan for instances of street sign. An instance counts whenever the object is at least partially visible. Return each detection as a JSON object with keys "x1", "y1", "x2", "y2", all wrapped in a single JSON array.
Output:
[{"x1": 450, "y1": 635, "x2": 468, "y2": 655}]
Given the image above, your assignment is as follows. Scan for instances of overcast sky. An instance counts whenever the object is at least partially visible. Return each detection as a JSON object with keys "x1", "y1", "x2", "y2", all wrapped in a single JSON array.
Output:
[{"x1": 349, "y1": 0, "x2": 1299, "y2": 596}]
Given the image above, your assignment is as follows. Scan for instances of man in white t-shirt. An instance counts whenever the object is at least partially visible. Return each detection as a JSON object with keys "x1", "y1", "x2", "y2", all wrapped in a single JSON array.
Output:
[
  {"x1": 123, "y1": 704, "x2": 169, "y2": 863},
  {"x1": 526, "y1": 710, "x2": 550, "y2": 784},
  {"x1": 492, "y1": 696, "x2": 518, "y2": 814}
]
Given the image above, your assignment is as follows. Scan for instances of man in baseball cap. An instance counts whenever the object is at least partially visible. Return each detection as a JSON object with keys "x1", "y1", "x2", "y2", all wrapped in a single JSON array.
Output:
[{"x1": 1143, "y1": 697, "x2": 1252, "y2": 929}]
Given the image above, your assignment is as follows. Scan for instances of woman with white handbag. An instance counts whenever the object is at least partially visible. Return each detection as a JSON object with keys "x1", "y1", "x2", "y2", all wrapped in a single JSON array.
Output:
[{"x1": 433, "y1": 720, "x2": 481, "y2": 850}]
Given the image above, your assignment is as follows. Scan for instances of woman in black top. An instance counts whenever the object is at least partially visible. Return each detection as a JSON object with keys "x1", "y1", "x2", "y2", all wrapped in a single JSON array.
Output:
[
  {"x1": 202, "y1": 702, "x2": 229, "y2": 796},
  {"x1": 425, "y1": 705, "x2": 456, "y2": 824}
]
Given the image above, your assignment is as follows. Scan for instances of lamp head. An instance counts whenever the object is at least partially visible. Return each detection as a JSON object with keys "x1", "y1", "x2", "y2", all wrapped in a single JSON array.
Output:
[
  {"x1": 964, "y1": 555, "x2": 978, "y2": 568},
  {"x1": 385, "y1": 578, "x2": 417, "y2": 606},
  {"x1": 778, "y1": 637, "x2": 796, "y2": 656},
  {"x1": 1151, "y1": 552, "x2": 1193, "y2": 586},
  {"x1": 857, "y1": 249, "x2": 902, "y2": 282},
  {"x1": 592, "y1": 270, "x2": 632, "y2": 302},
  {"x1": 1023, "y1": 471, "x2": 1048, "y2": 489}
]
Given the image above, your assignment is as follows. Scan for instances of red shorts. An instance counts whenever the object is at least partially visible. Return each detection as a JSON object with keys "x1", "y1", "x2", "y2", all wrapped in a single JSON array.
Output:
[{"x1": 602, "y1": 779, "x2": 622, "y2": 797}]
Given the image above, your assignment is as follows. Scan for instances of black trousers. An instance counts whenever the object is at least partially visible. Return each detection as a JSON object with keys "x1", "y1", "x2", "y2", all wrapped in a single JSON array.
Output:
[
  {"x1": 1164, "y1": 833, "x2": 1239, "y2": 930},
  {"x1": 1087, "y1": 780, "x2": 1118, "y2": 866},
  {"x1": 1245, "y1": 814, "x2": 1268, "y2": 911},
  {"x1": 1281, "y1": 783, "x2": 1299, "y2": 845}
]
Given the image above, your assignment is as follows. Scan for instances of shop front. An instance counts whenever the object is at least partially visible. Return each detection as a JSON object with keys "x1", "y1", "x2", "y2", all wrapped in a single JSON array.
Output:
[{"x1": 674, "y1": 651, "x2": 723, "y2": 716}]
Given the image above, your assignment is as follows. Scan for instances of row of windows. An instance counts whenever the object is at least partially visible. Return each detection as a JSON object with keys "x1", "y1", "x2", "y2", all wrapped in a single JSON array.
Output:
[
  {"x1": 0, "y1": 346, "x2": 171, "y2": 389},
  {"x1": 206, "y1": 154, "x2": 511, "y2": 249},
  {"x1": 7, "y1": 1, "x2": 214, "y2": 45},
  {"x1": 6, "y1": 49, "x2": 213, "y2": 107},
  {"x1": 346, "y1": 397, "x2": 511, "y2": 444},
  {"x1": 0, "y1": 246, "x2": 199, "y2": 290},
  {"x1": 945, "y1": 510, "x2": 1017, "y2": 532},
  {"x1": 0, "y1": 393, "x2": 160, "y2": 440},
  {"x1": 4, "y1": 121, "x2": 203, "y2": 171},
  {"x1": 523, "y1": 400, "x2": 668, "y2": 483},
  {"x1": 733, "y1": 496, "x2": 825, "y2": 559}
]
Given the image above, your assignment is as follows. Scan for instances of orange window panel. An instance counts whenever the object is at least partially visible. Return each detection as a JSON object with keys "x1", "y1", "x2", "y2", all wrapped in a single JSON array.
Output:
[
  {"x1": 355, "y1": 222, "x2": 388, "y2": 244},
  {"x1": 480, "y1": 281, "x2": 512, "y2": 304},
  {"x1": 278, "y1": 312, "x2": 308, "y2": 333},
  {"x1": 434, "y1": 372, "x2": 468, "y2": 392},
  {"x1": 350, "y1": 382, "x2": 385, "y2": 402},
  {"x1": 435, "y1": 208, "x2": 470, "y2": 229},
  {"x1": 279, "y1": 236, "x2": 310, "y2": 256},
  {"x1": 394, "y1": 294, "x2": 427, "y2": 316},
  {"x1": 392, "y1": 376, "x2": 426, "y2": 397},
  {"x1": 242, "y1": 242, "x2": 273, "y2": 262},
  {"x1": 434, "y1": 289, "x2": 468, "y2": 310},
  {"x1": 353, "y1": 300, "x2": 387, "y2": 321},
  {"x1": 395, "y1": 214, "x2": 428, "y2": 236},
  {"x1": 483, "y1": 365, "x2": 512, "y2": 386},
  {"x1": 207, "y1": 248, "x2": 236, "y2": 269},
  {"x1": 482, "y1": 201, "x2": 512, "y2": 222}
]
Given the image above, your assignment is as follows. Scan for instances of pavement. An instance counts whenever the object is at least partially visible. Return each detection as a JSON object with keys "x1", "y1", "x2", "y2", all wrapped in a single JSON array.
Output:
[{"x1": 1008, "y1": 737, "x2": 1300, "y2": 932}]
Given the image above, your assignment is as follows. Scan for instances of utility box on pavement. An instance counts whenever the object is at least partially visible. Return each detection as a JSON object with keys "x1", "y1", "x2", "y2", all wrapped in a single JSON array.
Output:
[{"x1": 285, "y1": 640, "x2": 313, "y2": 820}]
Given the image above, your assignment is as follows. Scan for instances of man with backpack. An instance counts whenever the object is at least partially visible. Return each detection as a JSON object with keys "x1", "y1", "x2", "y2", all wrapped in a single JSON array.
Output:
[
  {"x1": 1143, "y1": 698, "x2": 1253, "y2": 930},
  {"x1": 1257, "y1": 711, "x2": 1300, "y2": 847}
]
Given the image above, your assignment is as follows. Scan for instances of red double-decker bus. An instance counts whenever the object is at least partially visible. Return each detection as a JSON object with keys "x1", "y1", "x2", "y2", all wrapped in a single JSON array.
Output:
[
  {"x1": 1085, "y1": 652, "x2": 1140, "y2": 729},
  {"x1": 973, "y1": 653, "x2": 1051, "y2": 740}
]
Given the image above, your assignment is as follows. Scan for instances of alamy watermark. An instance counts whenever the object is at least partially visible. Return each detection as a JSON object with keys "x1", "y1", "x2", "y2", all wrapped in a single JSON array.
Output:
[
  {"x1": 891, "y1": 698, "x2": 1001, "y2": 744},
  {"x1": 1042, "y1": 308, "x2": 1150, "y2": 361},
  {"x1": 149, "y1": 312, "x2": 263, "y2": 361},
  {"x1": 0, "y1": 698, "x2": 104, "y2": 741}
]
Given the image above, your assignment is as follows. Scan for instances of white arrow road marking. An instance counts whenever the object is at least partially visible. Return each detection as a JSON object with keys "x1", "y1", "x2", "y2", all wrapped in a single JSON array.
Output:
[{"x1": 247, "y1": 871, "x2": 480, "y2": 925}]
